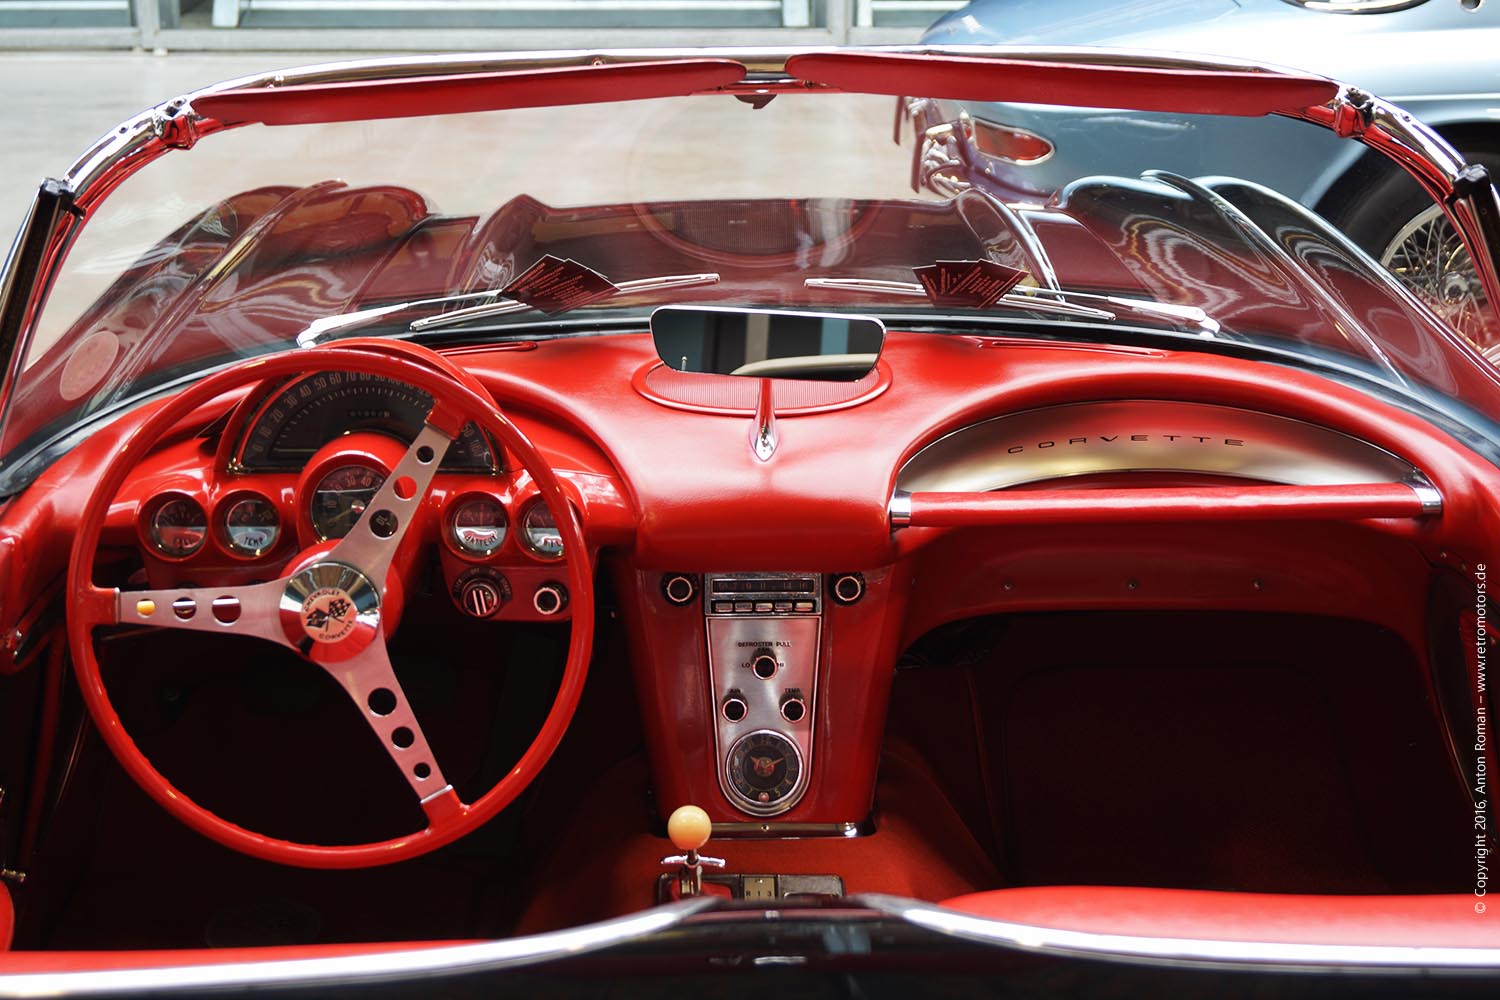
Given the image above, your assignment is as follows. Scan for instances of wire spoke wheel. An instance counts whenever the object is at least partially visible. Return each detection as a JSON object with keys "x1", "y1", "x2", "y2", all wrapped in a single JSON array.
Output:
[{"x1": 1380, "y1": 204, "x2": 1494, "y2": 352}]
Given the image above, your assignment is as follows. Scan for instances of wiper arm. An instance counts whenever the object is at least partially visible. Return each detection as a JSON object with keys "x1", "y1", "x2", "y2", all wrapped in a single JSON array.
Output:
[
  {"x1": 409, "y1": 272, "x2": 720, "y2": 333},
  {"x1": 296, "y1": 272, "x2": 720, "y2": 346},
  {"x1": 805, "y1": 277, "x2": 1221, "y2": 336},
  {"x1": 297, "y1": 290, "x2": 499, "y2": 347}
]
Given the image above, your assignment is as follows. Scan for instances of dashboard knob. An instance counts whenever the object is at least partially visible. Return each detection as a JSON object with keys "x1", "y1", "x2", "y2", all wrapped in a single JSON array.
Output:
[
  {"x1": 533, "y1": 582, "x2": 569, "y2": 616},
  {"x1": 662, "y1": 573, "x2": 698, "y2": 605},
  {"x1": 750, "y1": 647, "x2": 779, "y2": 679},
  {"x1": 452, "y1": 569, "x2": 509, "y2": 619},
  {"x1": 831, "y1": 572, "x2": 866, "y2": 605},
  {"x1": 722, "y1": 692, "x2": 748, "y2": 723},
  {"x1": 780, "y1": 691, "x2": 807, "y2": 724}
]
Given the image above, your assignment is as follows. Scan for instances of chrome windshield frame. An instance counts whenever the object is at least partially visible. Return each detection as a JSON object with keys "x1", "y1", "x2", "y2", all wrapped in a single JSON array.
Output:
[{"x1": 1, "y1": 45, "x2": 1498, "y2": 467}]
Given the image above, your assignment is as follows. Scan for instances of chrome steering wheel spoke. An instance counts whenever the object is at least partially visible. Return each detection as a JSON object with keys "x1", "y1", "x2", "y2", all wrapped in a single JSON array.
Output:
[
  {"x1": 109, "y1": 579, "x2": 294, "y2": 648},
  {"x1": 319, "y1": 638, "x2": 455, "y2": 807},
  {"x1": 326, "y1": 421, "x2": 453, "y2": 583}
]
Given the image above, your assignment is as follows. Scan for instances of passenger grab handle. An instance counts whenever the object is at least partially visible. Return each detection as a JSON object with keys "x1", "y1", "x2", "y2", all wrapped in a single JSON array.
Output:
[{"x1": 890, "y1": 481, "x2": 1442, "y2": 529}]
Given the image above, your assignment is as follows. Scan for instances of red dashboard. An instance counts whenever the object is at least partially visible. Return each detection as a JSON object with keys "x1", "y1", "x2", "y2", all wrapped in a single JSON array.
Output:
[{"x1": 3, "y1": 329, "x2": 1496, "y2": 837}]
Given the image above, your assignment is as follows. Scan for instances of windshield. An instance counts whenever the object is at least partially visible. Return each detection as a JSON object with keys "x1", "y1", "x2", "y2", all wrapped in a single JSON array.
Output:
[{"x1": 7, "y1": 65, "x2": 1499, "y2": 475}]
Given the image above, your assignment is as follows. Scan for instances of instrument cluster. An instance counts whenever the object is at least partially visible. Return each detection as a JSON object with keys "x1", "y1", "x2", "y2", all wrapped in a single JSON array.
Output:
[{"x1": 132, "y1": 370, "x2": 576, "y2": 623}]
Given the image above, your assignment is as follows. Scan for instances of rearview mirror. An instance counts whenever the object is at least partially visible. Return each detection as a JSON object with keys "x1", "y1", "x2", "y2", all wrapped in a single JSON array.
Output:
[{"x1": 650, "y1": 306, "x2": 885, "y2": 382}]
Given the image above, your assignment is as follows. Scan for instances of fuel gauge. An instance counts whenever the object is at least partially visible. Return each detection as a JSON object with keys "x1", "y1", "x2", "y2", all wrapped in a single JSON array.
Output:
[{"x1": 149, "y1": 496, "x2": 208, "y2": 558}]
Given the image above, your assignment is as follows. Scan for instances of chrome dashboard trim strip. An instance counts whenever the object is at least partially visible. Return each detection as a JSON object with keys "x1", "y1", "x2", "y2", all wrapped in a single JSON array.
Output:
[
  {"x1": 0, "y1": 898, "x2": 719, "y2": 997},
  {"x1": 1407, "y1": 475, "x2": 1445, "y2": 515},
  {"x1": 855, "y1": 894, "x2": 1500, "y2": 972},
  {"x1": 888, "y1": 489, "x2": 912, "y2": 529},
  {"x1": 894, "y1": 401, "x2": 1427, "y2": 495}
]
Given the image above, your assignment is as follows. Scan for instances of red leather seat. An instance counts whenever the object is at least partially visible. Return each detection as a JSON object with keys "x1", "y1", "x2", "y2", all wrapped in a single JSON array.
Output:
[
  {"x1": 940, "y1": 887, "x2": 1499, "y2": 948},
  {"x1": 1, "y1": 881, "x2": 11, "y2": 950}
]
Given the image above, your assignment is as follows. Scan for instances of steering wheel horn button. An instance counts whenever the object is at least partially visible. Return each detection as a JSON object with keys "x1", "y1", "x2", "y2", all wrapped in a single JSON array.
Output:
[{"x1": 280, "y1": 561, "x2": 381, "y2": 657}]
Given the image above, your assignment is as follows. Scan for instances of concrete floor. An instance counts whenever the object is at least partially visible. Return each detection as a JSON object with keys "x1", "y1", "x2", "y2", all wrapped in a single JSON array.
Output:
[{"x1": 0, "y1": 51, "x2": 350, "y2": 241}]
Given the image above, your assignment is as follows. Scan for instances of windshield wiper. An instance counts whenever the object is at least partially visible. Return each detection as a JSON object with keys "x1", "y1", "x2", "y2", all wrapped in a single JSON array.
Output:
[
  {"x1": 804, "y1": 277, "x2": 1220, "y2": 336},
  {"x1": 295, "y1": 272, "x2": 720, "y2": 347}
]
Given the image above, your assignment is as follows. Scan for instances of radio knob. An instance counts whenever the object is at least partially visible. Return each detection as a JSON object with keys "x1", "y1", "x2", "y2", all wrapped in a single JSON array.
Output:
[
  {"x1": 750, "y1": 647, "x2": 778, "y2": 679},
  {"x1": 831, "y1": 572, "x2": 865, "y2": 605}
]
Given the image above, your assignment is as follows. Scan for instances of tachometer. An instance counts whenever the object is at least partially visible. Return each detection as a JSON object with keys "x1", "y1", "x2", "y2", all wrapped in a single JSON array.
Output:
[
  {"x1": 149, "y1": 496, "x2": 208, "y2": 558},
  {"x1": 311, "y1": 464, "x2": 387, "y2": 540},
  {"x1": 223, "y1": 495, "x2": 281, "y2": 556}
]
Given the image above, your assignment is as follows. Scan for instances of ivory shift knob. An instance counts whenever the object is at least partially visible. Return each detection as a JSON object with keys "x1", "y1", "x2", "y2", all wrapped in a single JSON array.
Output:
[{"x1": 667, "y1": 805, "x2": 712, "y2": 852}]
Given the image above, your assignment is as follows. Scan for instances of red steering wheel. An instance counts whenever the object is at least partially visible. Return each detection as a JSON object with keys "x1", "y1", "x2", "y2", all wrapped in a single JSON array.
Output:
[{"x1": 66, "y1": 344, "x2": 593, "y2": 868}]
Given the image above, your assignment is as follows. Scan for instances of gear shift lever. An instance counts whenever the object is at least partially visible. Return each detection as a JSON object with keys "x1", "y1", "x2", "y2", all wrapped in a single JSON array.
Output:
[{"x1": 661, "y1": 805, "x2": 725, "y2": 897}]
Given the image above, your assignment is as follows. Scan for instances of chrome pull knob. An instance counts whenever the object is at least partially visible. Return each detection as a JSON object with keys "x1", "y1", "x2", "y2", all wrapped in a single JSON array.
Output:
[{"x1": 532, "y1": 582, "x2": 568, "y2": 616}]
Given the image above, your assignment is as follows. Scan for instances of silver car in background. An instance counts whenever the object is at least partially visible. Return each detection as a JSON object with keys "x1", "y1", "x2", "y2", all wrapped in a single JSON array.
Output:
[{"x1": 921, "y1": 0, "x2": 1500, "y2": 349}]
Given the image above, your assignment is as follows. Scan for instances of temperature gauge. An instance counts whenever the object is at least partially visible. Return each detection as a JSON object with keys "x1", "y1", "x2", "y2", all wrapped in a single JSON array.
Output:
[
  {"x1": 449, "y1": 496, "x2": 508, "y2": 557},
  {"x1": 520, "y1": 499, "x2": 564, "y2": 560},
  {"x1": 223, "y1": 495, "x2": 281, "y2": 556},
  {"x1": 149, "y1": 496, "x2": 208, "y2": 558}
]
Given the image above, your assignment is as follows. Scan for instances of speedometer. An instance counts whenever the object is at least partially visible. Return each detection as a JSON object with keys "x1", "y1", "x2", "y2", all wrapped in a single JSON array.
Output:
[
  {"x1": 311, "y1": 464, "x2": 387, "y2": 540},
  {"x1": 238, "y1": 371, "x2": 496, "y2": 471}
]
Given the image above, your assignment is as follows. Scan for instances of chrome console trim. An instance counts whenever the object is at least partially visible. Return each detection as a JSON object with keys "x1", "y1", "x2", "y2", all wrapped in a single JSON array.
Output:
[{"x1": 711, "y1": 818, "x2": 872, "y2": 839}]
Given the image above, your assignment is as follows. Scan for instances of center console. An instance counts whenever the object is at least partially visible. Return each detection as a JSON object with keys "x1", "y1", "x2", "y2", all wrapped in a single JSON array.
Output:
[
  {"x1": 619, "y1": 561, "x2": 899, "y2": 830},
  {"x1": 701, "y1": 573, "x2": 822, "y2": 816}
]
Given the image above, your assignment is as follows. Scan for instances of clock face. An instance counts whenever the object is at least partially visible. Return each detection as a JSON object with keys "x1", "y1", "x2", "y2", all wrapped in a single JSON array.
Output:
[{"x1": 727, "y1": 730, "x2": 803, "y2": 812}]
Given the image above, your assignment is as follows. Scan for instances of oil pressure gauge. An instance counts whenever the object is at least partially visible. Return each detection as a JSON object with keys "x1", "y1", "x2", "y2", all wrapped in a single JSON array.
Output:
[{"x1": 449, "y1": 496, "x2": 508, "y2": 557}]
